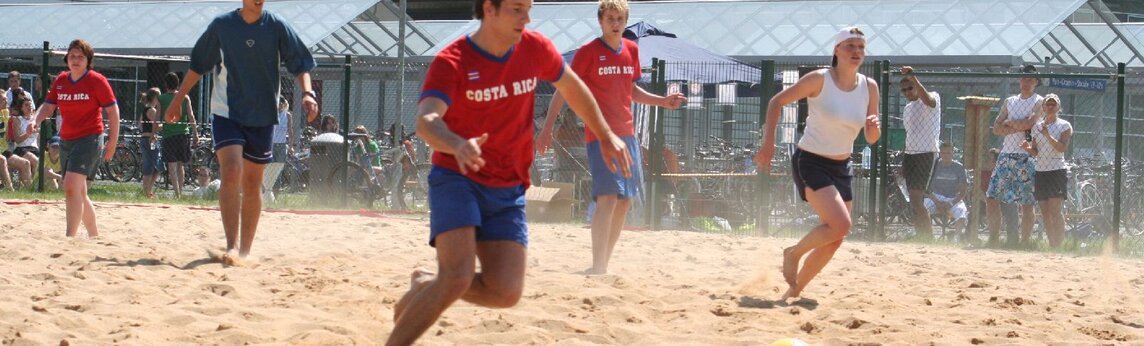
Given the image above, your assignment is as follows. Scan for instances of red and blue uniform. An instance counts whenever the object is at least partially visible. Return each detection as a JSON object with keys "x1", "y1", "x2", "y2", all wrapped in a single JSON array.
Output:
[
  {"x1": 44, "y1": 70, "x2": 116, "y2": 140},
  {"x1": 571, "y1": 38, "x2": 640, "y2": 143},
  {"x1": 420, "y1": 30, "x2": 565, "y2": 247},
  {"x1": 421, "y1": 30, "x2": 565, "y2": 188},
  {"x1": 572, "y1": 38, "x2": 643, "y2": 199}
]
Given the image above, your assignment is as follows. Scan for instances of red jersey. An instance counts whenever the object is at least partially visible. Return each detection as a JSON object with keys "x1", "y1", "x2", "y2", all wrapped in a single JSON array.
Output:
[
  {"x1": 421, "y1": 30, "x2": 565, "y2": 188},
  {"x1": 44, "y1": 70, "x2": 117, "y2": 140},
  {"x1": 571, "y1": 38, "x2": 640, "y2": 143}
]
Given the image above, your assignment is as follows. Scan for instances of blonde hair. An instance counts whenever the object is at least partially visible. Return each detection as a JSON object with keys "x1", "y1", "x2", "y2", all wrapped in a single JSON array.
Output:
[{"x1": 597, "y1": 0, "x2": 629, "y2": 19}]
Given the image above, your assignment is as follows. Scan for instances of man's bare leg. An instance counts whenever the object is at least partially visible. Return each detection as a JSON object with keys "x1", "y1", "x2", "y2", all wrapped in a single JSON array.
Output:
[
  {"x1": 215, "y1": 146, "x2": 244, "y2": 254},
  {"x1": 587, "y1": 195, "x2": 619, "y2": 275},
  {"x1": 600, "y1": 197, "x2": 632, "y2": 273},
  {"x1": 985, "y1": 198, "x2": 1001, "y2": 245},
  {"x1": 238, "y1": 160, "x2": 266, "y2": 257},
  {"x1": 1019, "y1": 204, "x2": 1036, "y2": 244},
  {"x1": 387, "y1": 228, "x2": 478, "y2": 346},
  {"x1": 909, "y1": 189, "x2": 932, "y2": 240}
]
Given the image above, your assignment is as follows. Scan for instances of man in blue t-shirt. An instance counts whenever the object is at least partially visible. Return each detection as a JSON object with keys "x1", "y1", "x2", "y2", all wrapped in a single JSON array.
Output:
[
  {"x1": 165, "y1": 0, "x2": 317, "y2": 265},
  {"x1": 923, "y1": 142, "x2": 969, "y2": 232}
]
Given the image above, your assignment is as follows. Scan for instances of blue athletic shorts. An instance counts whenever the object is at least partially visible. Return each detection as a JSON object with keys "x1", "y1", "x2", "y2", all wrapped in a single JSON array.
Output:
[
  {"x1": 986, "y1": 153, "x2": 1036, "y2": 205},
  {"x1": 586, "y1": 135, "x2": 643, "y2": 199},
  {"x1": 211, "y1": 115, "x2": 273, "y2": 164},
  {"x1": 427, "y1": 166, "x2": 528, "y2": 247}
]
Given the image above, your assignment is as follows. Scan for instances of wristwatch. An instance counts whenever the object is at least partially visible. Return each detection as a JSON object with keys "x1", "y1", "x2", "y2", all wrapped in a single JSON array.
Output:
[{"x1": 302, "y1": 90, "x2": 317, "y2": 99}]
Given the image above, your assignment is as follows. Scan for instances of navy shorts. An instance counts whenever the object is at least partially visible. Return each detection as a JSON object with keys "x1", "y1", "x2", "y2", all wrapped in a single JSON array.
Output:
[
  {"x1": 427, "y1": 166, "x2": 528, "y2": 247},
  {"x1": 1034, "y1": 169, "x2": 1068, "y2": 201},
  {"x1": 60, "y1": 134, "x2": 102, "y2": 177},
  {"x1": 587, "y1": 135, "x2": 642, "y2": 199},
  {"x1": 791, "y1": 148, "x2": 854, "y2": 202},
  {"x1": 211, "y1": 115, "x2": 273, "y2": 164}
]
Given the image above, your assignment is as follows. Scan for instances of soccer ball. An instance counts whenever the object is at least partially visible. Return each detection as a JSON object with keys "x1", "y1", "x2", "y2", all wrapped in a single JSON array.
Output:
[{"x1": 769, "y1": 338, "x2": 810, "y2": 346}]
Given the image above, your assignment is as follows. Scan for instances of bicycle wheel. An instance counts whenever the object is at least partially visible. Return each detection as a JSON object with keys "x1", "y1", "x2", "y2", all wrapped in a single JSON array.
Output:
[
  {"x1": 391, "y1": 163, "x2": 430, "y2": 210},
  {"x1": 104, "y1": 145, "x2": 140, "y2": 182},
  {"x1": 327, "y1": 161, "x2": 377, "y2": 208}
]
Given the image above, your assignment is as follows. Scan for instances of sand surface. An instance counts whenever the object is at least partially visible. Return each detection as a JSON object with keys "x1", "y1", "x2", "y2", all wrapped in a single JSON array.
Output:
[{"x1": 1, "y1": 200, "x2": 1142, "y2": 345}]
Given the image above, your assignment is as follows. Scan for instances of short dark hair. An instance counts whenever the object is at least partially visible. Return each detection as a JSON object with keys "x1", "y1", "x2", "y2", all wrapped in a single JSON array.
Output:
[
  {"x1": 163, "y1": 72, "x2": 181, "y2": 91},
  {"x1": 473, "y1": 0, "x2": 504, "y2": 20},
  {"x1": 1020, "y1": 64, "x2": 1042, "y2": 86},
  {"x1": 64, "y1": 39, "x2": 96, "y2": 70}
]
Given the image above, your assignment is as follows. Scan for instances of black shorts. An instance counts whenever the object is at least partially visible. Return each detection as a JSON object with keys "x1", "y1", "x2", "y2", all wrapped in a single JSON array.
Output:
[
  {"x1": 902, "y1": 152, "x2": 936, "y2": 191},
  {"x1": 13, "y1": 146, "x2": 39, "y2": 158},
  {"x1": 161, "y1": 134, "x2": 192, "y2": 163},
  {"x1": 60, "y1": 134, "x2": 101, "y2": 177},
  {"x1": 791, "y1": 148, "x2": 854, "y2": 202},
  {"x1": 1034, "y1": 169, "x2": 1068, "y2": 201}
]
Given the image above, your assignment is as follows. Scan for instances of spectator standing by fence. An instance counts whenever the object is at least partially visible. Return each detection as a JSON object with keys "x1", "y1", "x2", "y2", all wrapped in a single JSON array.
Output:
[
  {"x1": 1020, "y1": 93, "x2": 1071, "y2": 248},
  {"x1": 986, "y1": 64, "x2": 1043, "y2": 246},
  {"x1": 33, "y1": 38, "x2": 121, "y2": 237},
  {"x1": 159, "y1": 72, "x2": 197, "y2": 199},
  {"x1": 139, "y1": 88, "x2": 162, "y2": 198},
  {"x1": 899, "y1": 66, "x2": 941, "y2": 240}
]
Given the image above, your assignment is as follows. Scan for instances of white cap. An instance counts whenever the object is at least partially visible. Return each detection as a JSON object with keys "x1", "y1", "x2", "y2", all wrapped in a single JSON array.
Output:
[
  {"x1": 834, "y1": 26, "x2": 865, "y2": 47},
  {"x1": 1044, "y1": 93, "x2": 1060, "y2": 104}
]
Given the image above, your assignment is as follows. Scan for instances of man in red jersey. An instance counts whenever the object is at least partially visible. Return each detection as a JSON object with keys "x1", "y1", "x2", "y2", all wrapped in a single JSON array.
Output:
[
  {"x1": 536, "y1": 0, "x2": 684, "y2": 275},
  {"x1": 387, "y1": 0, "x2": 632, "y2": 344}
]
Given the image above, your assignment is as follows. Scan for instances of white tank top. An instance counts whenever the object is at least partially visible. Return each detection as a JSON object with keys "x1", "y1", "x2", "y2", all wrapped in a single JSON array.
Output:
[
  {"x1": 1032, "y1": 118, "x2": 1072, "y2": 171},
  {"x1": 1000, "y1": 93, "x2": 1043, "y2": 154},
  {"x1": 798, "y1": 70, "x2": 869, "y2": 156}
]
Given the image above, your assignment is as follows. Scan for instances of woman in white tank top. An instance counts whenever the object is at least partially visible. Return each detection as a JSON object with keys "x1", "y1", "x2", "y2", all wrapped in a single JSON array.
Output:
[
  {"x1": 1019, "y1": 93, "x2": 1071, "y2": 248},
  {"x1": 753, "y1": 27, "x2": 881, "y2": 300}
]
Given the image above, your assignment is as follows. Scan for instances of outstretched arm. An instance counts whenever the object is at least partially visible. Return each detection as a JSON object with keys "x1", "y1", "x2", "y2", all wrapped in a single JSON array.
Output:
[
  {"x1": 632, "y1": 84, "x2": 685, "y2": 109},
  {"x1": 754, "y1": 70, "x2": 826, "y2": 172},
  {"x1": 535, "y1": 91, "x2": 566, "y2": 155}
]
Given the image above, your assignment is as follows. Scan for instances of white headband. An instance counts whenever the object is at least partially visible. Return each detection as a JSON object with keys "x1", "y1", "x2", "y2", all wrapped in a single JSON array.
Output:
[{"x1": 834, "y1": 27, "x2": 865, "y2": 47}]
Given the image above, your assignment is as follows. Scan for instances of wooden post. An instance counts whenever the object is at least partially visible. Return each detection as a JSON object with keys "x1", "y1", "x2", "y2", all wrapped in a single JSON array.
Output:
[{"x1": 958, "y1": 96, "x2": 1000, "y2": 244}]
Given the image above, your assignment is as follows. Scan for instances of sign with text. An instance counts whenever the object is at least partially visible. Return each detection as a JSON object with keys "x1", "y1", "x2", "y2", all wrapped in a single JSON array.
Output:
[{"x1": 1048, "y1": 78, "x2": 1107, "y2": 92}]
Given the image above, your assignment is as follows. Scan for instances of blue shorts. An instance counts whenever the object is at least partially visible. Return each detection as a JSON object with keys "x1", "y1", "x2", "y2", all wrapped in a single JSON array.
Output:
[
  {"x1": 211, "y1": 115, "x2": 273, "y2": 164},
  {"x1": 586, "y1": 136, "x2": 643, "y2": 199},
  {"x1": 140, "y1": 140, "x2": 160, "y2": 175},
  {"x1": 986, "y1": 153, "x2": 1036, "y2": 205},
  {"x1": 427, "y1": 166, "x2": 528, "y2": 247}
]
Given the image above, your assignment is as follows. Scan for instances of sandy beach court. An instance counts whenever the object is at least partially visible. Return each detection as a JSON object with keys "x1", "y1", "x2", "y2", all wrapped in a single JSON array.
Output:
[{"x1": 1, "y1": 200, "x2": 1141, "y2": 345}]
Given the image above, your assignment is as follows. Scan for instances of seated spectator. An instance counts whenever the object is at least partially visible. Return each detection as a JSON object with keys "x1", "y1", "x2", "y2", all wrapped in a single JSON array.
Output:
[
  {"x1": 191, "y1": 166, "x2": 221, "y2": 199},
  {"x1": 319, "y1": 115, "x2": 339, "y2": 134},
  {"x1": 9, "y1": 96, "x2": 38, "y2": 186},
  {"x1": 924, "y1": 142, "x2": 969, "y2": 234},
  {"x1": 42, "y1": 136, "x2": 63, "y2": 189}
]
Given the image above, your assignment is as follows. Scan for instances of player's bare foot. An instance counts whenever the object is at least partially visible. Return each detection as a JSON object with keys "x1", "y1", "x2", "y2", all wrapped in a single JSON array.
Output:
[
  {"x1": 782, "y1": 247, "x2": 798, "y2": 288},
  {"x1": 394, "y1": 268, "x2": 435, "y2": 322},
  {"x1": 780, "y1": 287, "x2": 800, "y2": 301},
  {"x1": 579, "y1": 267, "x2": 606, "y2": 276}
]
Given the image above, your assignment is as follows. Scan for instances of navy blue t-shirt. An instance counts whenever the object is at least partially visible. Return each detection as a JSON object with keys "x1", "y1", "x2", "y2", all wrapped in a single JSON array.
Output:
[{"x1": 190, "y1": 9, "x2": 315, "y2": 127}]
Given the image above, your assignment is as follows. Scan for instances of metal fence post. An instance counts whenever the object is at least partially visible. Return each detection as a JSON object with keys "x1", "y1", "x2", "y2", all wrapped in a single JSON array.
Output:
[
  {"x1": 1112, "y1": 62, "x2": 1125, "y2": 253},
  {"x1": 36, "y1": 41, "x2": 50, "y2": 192},
  {"x1": 758, "y1": 60, "x2": 775, "y2": 234},
  {"x1": 648, "y1": 58, "x2": 667, "y2": 231},
  {"x1": 341, "y1": 55, "x2": 352, "y2": 190}
]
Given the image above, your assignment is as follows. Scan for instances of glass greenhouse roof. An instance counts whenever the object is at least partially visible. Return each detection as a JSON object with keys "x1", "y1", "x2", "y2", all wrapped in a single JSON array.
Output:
[
  {"x1": 0, "y1": 0, "x2": 383, "y2": 56},
  {"x1": 526, "y1": 0, "x2": 1088, "y2": 57}
]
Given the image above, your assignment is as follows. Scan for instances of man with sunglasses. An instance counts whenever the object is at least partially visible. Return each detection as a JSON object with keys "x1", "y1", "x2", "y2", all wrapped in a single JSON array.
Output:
[{"x1": 899, "y1": 66, "x2": 941, "y2": 240}]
